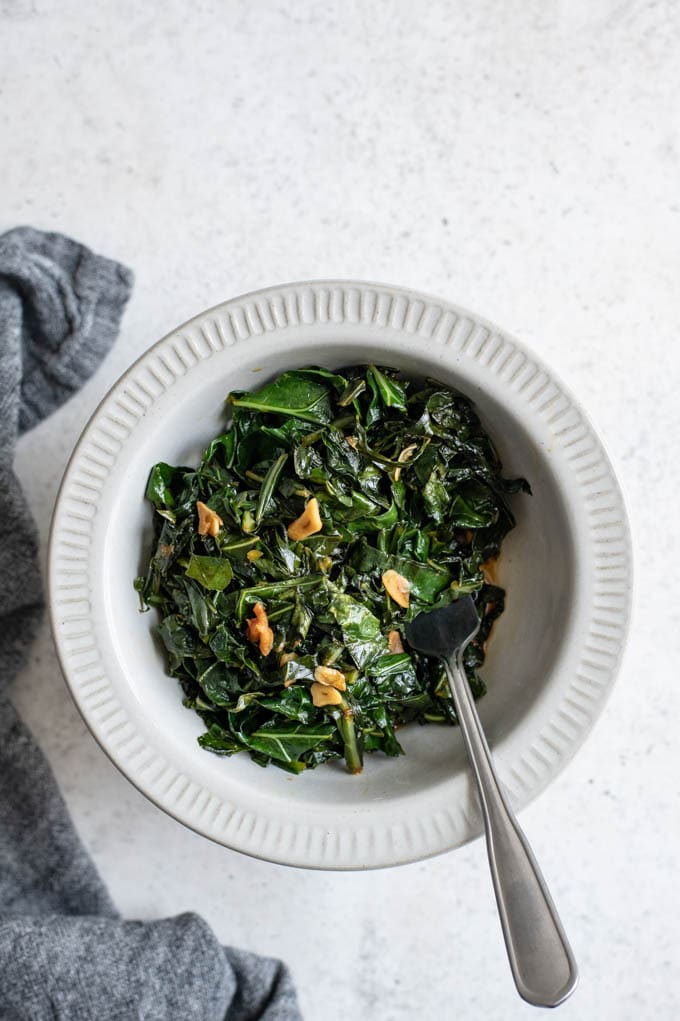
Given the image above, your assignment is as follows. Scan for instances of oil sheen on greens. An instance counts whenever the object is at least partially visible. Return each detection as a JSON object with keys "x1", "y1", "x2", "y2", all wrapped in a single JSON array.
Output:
[{"x1": 135, "y1": 365, "x2": 529, "y2": 775}]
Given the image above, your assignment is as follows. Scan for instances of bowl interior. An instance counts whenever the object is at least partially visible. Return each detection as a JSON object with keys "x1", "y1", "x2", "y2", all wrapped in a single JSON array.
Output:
[{"x1": 100, "y1": 335, "x2": 575, "y2": 817}]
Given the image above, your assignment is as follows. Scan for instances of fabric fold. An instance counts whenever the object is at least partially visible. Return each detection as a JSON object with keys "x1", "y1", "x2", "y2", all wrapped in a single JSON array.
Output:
[{"x1": 0, "y1": 227, "x2": 302, "y2": 1021}]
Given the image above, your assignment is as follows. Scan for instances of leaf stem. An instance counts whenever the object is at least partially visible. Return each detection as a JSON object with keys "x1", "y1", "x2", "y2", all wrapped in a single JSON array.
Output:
[{"x1": 337, "y1": 698, "x2": 363, "y2": 774}]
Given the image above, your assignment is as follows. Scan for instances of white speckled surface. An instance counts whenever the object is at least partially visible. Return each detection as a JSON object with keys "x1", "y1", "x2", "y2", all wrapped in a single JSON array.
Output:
[{"x1": 2, "y1": 2, "x2": 679, "y2": 1018}]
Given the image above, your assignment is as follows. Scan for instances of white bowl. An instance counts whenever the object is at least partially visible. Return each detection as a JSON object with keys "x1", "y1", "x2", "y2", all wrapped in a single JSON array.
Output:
[{"x1": 49, "y1": 281, "x2": 632, "y2": 869}]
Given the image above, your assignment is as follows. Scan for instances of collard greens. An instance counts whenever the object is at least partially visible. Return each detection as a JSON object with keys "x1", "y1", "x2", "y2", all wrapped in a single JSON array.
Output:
[{"x1": 135, "y1": 365, "x2": 529, "y2": 774}]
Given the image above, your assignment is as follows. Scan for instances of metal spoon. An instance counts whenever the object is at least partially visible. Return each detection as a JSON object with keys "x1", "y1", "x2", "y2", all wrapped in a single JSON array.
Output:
[{"x1": 406, "y1": 596, "x2": 578, "y2": 1007}]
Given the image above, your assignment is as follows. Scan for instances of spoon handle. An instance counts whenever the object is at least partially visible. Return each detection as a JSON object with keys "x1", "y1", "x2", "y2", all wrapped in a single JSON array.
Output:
[{"x1": 444, "y1": 651, "x2": 578, "y2": 1007}]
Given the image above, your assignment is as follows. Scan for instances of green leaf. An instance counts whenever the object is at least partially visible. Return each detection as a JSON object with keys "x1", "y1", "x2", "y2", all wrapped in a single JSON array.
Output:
[
  {"x1": 448, "y1": 495, "x2": 494, "y2": 528},
  {"x1": 369, "y1": 653, "x2": 420, "y2": 701},
  {"x1": 210, "y1": 625, "x2": 254, "y2": 668},
  {"x1": 185, "y1": 555, "x2": 234, "y2": 591},
  {"x1": 255, "y1": 453, "x2": 287, "y2": 523},
  {"x1": 368, "y1": 364, "x2": 407, "y2": 411},
  {"x1": 345, "y1": 501, "x2": 398, "y2": 535},
  {"x1": 229, "y1": 371, "x2": 333, "y2": 423},
  {"x1": 201, "y1": 432, "x2": 236, "y2": 468},
  {"x1": 355, "y1": 545, "x2": 451, "y2": 603},
  {"x1": 235, "y1": 576, "x2": 322, "y2": 621},
  {"x1": 245, "y1": 720, "x2": 337, "y2": 763},
  {"x1": 258, "y1": 685, "x2": 317, "y2": 724},
  {"x1": 426, "y1": 390, "x2": 468, "y2": 429},
  {"x1": 280, "y1": 656, "x2": 316, "y2": 685},
  {"x1": 414, "y1": 531, "x2": 430, "y2": 560},
  {"x1": 293, "y1": 366, "x2": 347, "y2": 391},
  {"x1": 422, "y1": 467, "x2": 449, "y2": 524},
  {"x1": 364, "y1": 370, "x2": 382, "y2": 427},
  {"x1": 145, "y1": 462, "x2": 179, "y2": 509},
  {"x1": 231, "y1": 691, "x2": 264, "y2": 712},
  {"x1": 198, "y1": 661, "x2": 243, "y2": 706},
  {"x1": 322, "y1": 430, "x2": 361, "y2": 477},
  {"x1": 363, "y1": 703, "x2": 404, "y2": 757},
  {"x1": 337, "y1": 377, "x2": 366, "y2": 406},
  {"x1": 184, "y1": 580, "x2": 215, "y2": 636},
  {"x1": 292, "y1": 595, "x2": 314, "y2": 639},
  {"x1": 293, "y1": 444, "x2": 327, "y2": 482},
  {"x1": 217, "y1": 536, "x2": 262, "y2": 559},
  {"x1": 157, "y1": 615, "x2": 197, "y2": 657},
  {"x1": 329, "y1": 592, "x2": 388, "y2": 668},
  {"x1": 198, "y1": 724, "x2": 245, "y2": 756}
]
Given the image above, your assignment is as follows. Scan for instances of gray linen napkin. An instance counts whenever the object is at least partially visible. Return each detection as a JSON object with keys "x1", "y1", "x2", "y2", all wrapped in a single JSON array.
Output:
[{"x1": 0, "y1": 227, "x2": 302, "y2": 1021}]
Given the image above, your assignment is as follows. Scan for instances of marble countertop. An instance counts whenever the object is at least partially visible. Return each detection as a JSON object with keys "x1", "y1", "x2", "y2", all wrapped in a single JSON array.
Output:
[{"x1": 3, "y1": 2, "x2": 679, "y2": 1018}]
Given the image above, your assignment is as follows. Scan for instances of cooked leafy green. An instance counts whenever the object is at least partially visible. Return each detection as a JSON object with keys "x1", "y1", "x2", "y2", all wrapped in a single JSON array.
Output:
[
  {"x1": 185, "y1": 555, "x2": 234, "y2": 591},
  {"x1": 135, "y1": 365, "x2": 529, "y2": 774}
]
